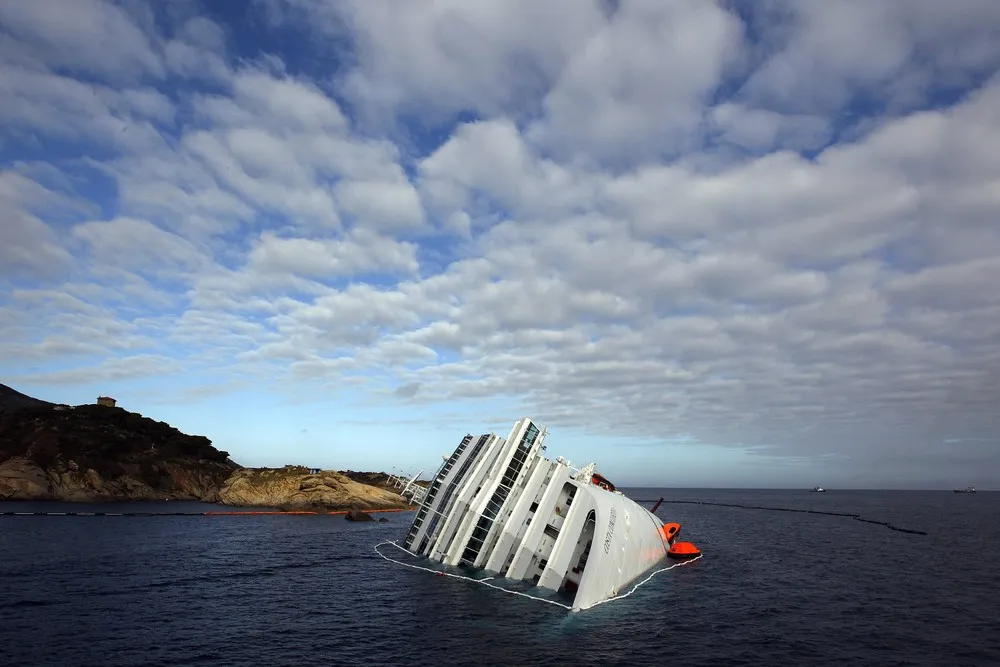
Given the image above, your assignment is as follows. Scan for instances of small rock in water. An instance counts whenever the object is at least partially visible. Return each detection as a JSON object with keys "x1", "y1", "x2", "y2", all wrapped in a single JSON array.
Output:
[{"x1": 344, "y1": 510, "x2": 373, "y2": 522}]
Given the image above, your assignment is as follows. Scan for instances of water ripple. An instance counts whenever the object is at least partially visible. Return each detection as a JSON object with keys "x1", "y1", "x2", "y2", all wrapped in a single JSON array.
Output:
[{"x1": 1, "y1": 491, "x2": 999, "y2": 667}]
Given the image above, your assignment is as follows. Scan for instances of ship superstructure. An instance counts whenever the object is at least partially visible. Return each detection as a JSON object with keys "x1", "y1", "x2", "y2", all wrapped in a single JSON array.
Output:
[{"x1": 399, "y1": 417, "x2": 679, "y2": 611}]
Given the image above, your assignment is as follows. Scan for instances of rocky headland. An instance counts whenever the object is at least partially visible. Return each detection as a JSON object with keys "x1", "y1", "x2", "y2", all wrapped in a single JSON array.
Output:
[
  {"x1": 218, "y1": 466, "x2": 410, "y2": 511},
  {"x1": 0, "y1": 383, "x2": 413, "y2": 510}
]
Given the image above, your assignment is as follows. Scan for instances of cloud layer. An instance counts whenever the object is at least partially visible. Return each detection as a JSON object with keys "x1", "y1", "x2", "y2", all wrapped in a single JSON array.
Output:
[{"x1": 2, "y1": 0, "x2": 999, "y2": 487}]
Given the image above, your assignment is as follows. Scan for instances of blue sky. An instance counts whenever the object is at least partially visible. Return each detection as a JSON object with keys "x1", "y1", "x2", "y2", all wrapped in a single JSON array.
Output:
[{"x1": 2, "y1": 0, "x2": 1000, "y2": 489}]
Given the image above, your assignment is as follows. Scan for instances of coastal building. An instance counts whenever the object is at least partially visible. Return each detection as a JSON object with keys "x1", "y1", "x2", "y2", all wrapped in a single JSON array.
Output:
[
  {"x1": 309, "y1": 468, "x2": 321, "y2": 475},
  {"x1": 96, "y1": 396, "x2": 116, "y2": 407}
]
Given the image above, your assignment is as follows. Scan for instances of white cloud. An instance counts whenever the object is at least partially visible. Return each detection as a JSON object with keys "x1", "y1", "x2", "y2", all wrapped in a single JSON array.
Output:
[
  {"x1": 602, "y1": 147, "x2": 921, "y2": 264},
  {"x1": 0, "y1": 0, "x2": 164, "y2": 81},
  {"x1": 529, "y1": 0, "x2": 745, "y2": 164},
  {"x1": 707, "y1": 103, "x2": 832, "y2": 153},
  {"x1": 0, "y1": 171, "x2": 77, "y2": 280},
  {"x1": 71, "y1": 217, "x2": 211, "y2": 279},
  {"x1": 9, "y1": 355, "x2": 183, "y2": 385},
  {"x1": 334, "y1": 179, "x2": 425, "y2": 232},
  {"x1": 300, "y1": 0, "x2": 608, "y2": 126},
  {"x1": 163, "y1": 17, "x2": 232, "y2": 83},
  {"x1": 106, "y1": 67, "x2": 427, "y2": 239},
  {"x1": 181, "y1": 129, "x2": 342, "y2": 230},
  {"x1": 0, "y1": 287, "x2": 162, "y2": 367},
  {"x1": 231, "y1": 69, "x2": 348, "y2": 132},
  {"x1": 886, "y1": 257, "x2": 1000, "y2": 311},
  {"x1": 247, "y1": 229, "x2": 420, "y2": 278},
  {"x1": 739, "y1": 0, "x2": 1000, "y2": 114},
  {"x1": 419, "y1": 119, "x2": 589, "y2": 221},
  {"x1": 0, "y1": 64, "x2": 170, "y2": 152},
  {"x1": 3, "y1": 0, "x2": 1000, "y2": 486}
]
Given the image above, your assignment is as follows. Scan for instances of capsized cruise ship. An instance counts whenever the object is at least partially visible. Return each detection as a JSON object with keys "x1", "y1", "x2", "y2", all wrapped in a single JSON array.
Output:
[{"x1": 395, "y1": 417, "x2": 693, "y2": 611}]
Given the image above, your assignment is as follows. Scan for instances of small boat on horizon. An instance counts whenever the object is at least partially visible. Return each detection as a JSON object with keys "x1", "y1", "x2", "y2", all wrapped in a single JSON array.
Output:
[
  {"x1": 953, "y1": 485, "x2": 976, "y2": 493},
  {"x1": 811, "y1": 486, "x2": 826, "y2": 492}
]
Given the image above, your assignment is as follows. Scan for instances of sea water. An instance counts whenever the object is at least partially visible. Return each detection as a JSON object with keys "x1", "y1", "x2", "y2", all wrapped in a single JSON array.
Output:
[{"x1": 2, "y1": 490, "x2": 998, "y2": 667}]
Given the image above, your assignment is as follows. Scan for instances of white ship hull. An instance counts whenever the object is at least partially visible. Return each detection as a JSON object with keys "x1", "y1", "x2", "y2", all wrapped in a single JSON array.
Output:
[{"x1": 400, "y1": 418, "x2": 674, "y2": 611}]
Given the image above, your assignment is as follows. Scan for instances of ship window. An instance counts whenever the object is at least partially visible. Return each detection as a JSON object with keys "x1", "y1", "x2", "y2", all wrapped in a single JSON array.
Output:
[
  {"x1": 531, "y1": 574, "x2": 540, "y2": 584},
  {"x1": 530, "y1": 502, "x2": 538, "y2": 512},
  {"x1": 539, "y1": 559, "x2": 548, "y2": 570}
]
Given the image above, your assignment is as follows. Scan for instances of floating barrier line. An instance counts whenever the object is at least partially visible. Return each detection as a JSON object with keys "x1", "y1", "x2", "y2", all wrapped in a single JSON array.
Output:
[
  {"x1": 0, "y1": 508, "x2": 413, "y2": 517},
  {"x1": 373, "y1": 540, "x2": 701, "y2": 612},
  {"x1": 633, "y1": 499, "x2": 928, "y2": 535}
]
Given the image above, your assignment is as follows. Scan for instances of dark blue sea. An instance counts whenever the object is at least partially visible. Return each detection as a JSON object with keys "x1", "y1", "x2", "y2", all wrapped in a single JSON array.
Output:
[{"x1": 2, "y1": 489, "x2": 998, "y2": 667}]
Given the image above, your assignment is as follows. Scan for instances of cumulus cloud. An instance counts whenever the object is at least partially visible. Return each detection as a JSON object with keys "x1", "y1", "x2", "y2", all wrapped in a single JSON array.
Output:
[
  {"x1": 0, "y1": 0, "x2": 164, "y2": 81},
  {"x1": 9, "y1": 355, "x2": 183, "y2": 386},
  {"x1": 3, "y1": 0, "x2": 1000, "y2": 486},
  {"x1": 72, "y1": 217, "x2": 211, "y2": 278},
  {"x1": 247, "y1": 229, "x2": 420, "y2": 278},
  {"x1": 737, "y1": 0, "x2": 1000, "y2": 115},
  {"x1": 0, "y1": 171, "x2": 77, "y2": 279},
  {"x1": 284, "y1": 0, "x2": 609, "y2": 126}
]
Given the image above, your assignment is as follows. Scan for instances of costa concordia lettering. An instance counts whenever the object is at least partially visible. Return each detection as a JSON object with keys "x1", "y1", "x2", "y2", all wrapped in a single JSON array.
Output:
[{"x1": 396, "y1": 417, "x2": 694, "y2": 611}]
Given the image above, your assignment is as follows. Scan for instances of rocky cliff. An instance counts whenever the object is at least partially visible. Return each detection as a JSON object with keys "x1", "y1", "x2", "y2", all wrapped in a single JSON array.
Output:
[
  {"x1": 218, "y1": 466, "x2": 412, "y2": 511},
  {"x1": 0, "y1": 390, "x2": 238, "y2": 502},
  {"x1": 0, "y1": 383, "x2": 416, "y2": 510}
]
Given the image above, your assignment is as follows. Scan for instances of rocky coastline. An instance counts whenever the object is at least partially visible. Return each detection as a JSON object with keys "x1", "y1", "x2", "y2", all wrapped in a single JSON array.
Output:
[
  {"x1": 217, "y1": 466, "x2": 412, "y2": 511},
  {"x1": 0, "y1": 383, "x2": 415, "y2": 511}
]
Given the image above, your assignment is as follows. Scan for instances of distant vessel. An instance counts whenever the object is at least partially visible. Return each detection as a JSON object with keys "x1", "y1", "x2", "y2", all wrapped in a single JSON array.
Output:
[
  {"x1": 811, "y1": 486, "x2": 826, "y2": 492},
  {"x1": 953, "y1": 486, "x2": 976, "y2": 493},
  {"x1": 395, "y1": 417, "x2": 698, "y2": 611}
]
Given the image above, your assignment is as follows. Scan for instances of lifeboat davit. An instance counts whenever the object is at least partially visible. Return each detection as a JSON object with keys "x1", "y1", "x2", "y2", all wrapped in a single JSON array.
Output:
[
  {"x1": 661, "y1": 522, "x2": 681, "y2": 543},
  {"x1": 667, "y1": 541, "x2": 701, "y2": 559}
]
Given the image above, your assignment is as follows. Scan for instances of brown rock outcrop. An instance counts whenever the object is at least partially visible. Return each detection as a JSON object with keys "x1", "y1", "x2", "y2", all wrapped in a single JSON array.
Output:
[
  {"x1": 0, "y1": 456, "x2": 232, "y2": 502},
  {"x1": 218, "y1": 466, "x2": 411, "y2": 511},
  {"x1": 0, "y1": 457, "x2": 50, "y2": 499}
]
